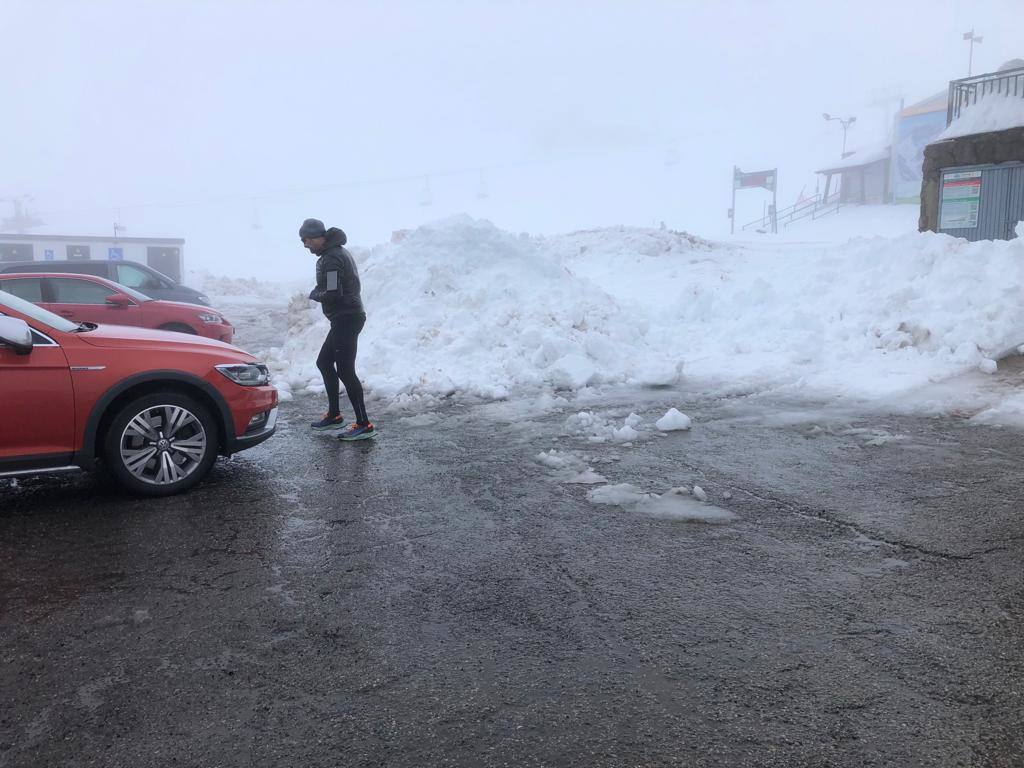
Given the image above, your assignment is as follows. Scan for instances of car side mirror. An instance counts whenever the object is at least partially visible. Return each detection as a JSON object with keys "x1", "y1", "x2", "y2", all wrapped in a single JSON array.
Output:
[
  {"x1": 105, "y1": 294, "x2": 131, "y2": 308},
  {"x1": 0, "y1": 316, "x2": 34, "y2": 355}
]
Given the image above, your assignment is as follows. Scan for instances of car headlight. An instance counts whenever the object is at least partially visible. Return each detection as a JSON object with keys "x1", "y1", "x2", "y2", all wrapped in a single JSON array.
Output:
[
  {"x1": 197, "y1": 312, "x2": 223, "y2": 324},
  {"x1": 216, "y1": 363, "x2": 270, "y2": 386}
]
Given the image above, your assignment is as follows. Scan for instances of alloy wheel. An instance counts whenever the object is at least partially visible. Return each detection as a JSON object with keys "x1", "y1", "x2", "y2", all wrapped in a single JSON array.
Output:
[{"x1": 118, "y1": 405, "x2": 208, "y2": 486}]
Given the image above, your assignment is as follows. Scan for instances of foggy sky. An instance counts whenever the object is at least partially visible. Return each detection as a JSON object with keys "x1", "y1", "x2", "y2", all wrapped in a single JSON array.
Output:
[{"x1": 1, "y1": 0, "x2": 1020, "y2": 279}]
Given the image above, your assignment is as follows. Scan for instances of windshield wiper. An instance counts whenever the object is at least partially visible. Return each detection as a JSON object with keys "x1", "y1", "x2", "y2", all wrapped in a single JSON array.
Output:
[{"x1": 71, "y1": 322, "x2": 98, "y2": 333}]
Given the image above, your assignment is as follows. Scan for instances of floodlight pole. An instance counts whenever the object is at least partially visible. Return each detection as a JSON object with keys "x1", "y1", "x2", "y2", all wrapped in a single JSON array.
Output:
[
  {"x1": 963, "y1": 29, "x2": 983, "y2": 76},
  {"x1": 823, "y1": 113, "x2": 857, "y2": 157}
]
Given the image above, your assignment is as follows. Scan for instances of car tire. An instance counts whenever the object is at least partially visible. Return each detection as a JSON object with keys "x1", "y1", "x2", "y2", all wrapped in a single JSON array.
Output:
[
  {"x1": 103, "y1": 392, "x2": 219, "y2": 497},
  {"x1": 158, "y1": 323, "x2": 198, "y2": 335}
]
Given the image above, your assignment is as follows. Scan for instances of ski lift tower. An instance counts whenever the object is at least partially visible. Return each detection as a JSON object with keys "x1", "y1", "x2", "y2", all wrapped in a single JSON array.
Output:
[{"x1": 1, "y1": 195, "x2": 44, "y2": 233}]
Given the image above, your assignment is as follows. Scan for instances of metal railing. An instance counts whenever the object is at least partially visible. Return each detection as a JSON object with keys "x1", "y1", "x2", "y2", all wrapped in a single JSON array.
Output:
[
  {"x1": 947, "y1": 66, "x2": 1024, "y2": 125},
  {"x1": 739, "y1": 191, "x2": 842, "y2": 232}
]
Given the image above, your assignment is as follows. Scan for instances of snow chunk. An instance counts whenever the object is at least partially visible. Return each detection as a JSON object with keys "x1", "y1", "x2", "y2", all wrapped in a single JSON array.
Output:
[
  {"x1": 535, "y1": 449, "x2": 575, "y2": 470},
  {"x1": 588, "y1": 484, "x2": 736, "y2": 523},
  {"x1": 692, "y1": 485, "x2": 708, "y2": 502},
  {"x1": 644, "y1": 488, "x2": 737, "y2": 523},
  {"x1": 656, "y1": 408, "x2": 692, "y2": 431},
  {"x1": 564, "y1": 411, "x2": 647, "y2": 444},
  {"x1": 613, "y1": 425, "x2": 640, "y2": 443},
  {"x1": 588, "y1": 483, "x2": 651, "y2": 506},
  {"x1": 549, "y1": 353, "x2": 598, "y2": 389}
]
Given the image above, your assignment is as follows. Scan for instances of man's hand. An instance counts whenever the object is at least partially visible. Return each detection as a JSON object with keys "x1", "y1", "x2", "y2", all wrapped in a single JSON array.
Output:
[{"x1": 308, "y1": 287, "x2": 322, "y2": 302}]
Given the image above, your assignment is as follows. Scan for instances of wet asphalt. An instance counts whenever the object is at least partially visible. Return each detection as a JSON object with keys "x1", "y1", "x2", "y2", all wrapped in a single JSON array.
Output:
[{"x1": 2, "y1": 383, "x2": 1024, "y2": 768}]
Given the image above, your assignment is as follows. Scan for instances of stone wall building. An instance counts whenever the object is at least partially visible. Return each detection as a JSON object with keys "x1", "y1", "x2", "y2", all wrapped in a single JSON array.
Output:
[{"x1": 920, "y1": 60, "x2": 1024, "y2": 240}]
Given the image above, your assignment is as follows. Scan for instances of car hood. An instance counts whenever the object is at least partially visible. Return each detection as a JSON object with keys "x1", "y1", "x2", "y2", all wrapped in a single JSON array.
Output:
[
  {"x1": 147, "y1": 299, "x2": 224, "y2": 313},
  {"x1": 76, "y1": 322, "x2": 249, "y2": 356}
]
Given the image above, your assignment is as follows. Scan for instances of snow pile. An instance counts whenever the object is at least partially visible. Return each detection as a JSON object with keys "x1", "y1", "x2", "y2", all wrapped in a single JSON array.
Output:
[
  {"x1": 265, "y1": 216, "x2": 675, "y2": 400},
  {"x1": 938, "y1": 95, "x2": 1024, "y2": 139},
  {"x1": 262, "y1": 215, "x2": 1024, "y2": 409},
  {"x1": 645, "y1": 228, "x2": 1024, "y2": 398}
]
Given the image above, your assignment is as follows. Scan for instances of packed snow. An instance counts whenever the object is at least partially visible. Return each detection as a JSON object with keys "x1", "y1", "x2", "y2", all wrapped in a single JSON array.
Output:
[{"x1": 937, "y1": 94, "x2": 1024, "y2": 139}]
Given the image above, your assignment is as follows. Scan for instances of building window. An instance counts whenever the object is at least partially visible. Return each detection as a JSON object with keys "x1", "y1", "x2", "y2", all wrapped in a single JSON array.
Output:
[
  {"x1": 146, "y1": 246, "x2": 182, "y2": 282},
  {"x1": 0, "y1": 244, "x2": 34, "y2": 262}
]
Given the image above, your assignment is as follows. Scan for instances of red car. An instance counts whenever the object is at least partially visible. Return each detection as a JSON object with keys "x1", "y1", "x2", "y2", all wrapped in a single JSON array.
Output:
[
  {"x1": 0, "y1": 272, "x2": 234, "y2": 343},
  {"x1": 0, "y1": 288, "x2": 277, "y2": 496}
]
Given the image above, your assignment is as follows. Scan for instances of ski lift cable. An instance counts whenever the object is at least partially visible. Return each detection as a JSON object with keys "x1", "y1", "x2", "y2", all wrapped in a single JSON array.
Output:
[{"x1": 32, "y1": 143, "x2": 665, "y2": 220}]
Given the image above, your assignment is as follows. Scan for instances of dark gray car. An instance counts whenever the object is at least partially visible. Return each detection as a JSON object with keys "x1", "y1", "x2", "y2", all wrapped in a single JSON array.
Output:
[{"x1": 0, "y1": 260, "x2": 211, "y2": 306}]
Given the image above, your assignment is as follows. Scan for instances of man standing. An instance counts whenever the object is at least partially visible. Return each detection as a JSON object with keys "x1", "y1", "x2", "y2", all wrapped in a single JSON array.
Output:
[{"x1": 301, "y1": 218, "x2": 375, "y2": 440}]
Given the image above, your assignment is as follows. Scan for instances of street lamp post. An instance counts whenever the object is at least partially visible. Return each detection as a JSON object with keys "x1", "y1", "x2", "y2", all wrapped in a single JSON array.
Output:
[{"x1": 823, "y1": 113, "x2": 857, "y2": 157}]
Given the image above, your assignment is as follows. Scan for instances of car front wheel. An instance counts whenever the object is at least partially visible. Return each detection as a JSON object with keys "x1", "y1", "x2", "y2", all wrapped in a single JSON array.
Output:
[{"x1": 104, "y1": 393, "x2": 218, "y2": 496}]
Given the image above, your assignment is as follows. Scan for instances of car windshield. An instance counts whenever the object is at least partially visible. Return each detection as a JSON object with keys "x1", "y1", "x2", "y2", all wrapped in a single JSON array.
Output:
[
  {"x1": 113, "y1": 283, "x2": 154, "y2": 303},
  {"x1": 0, "y1": 289, "x2": 79, "y2": 332},
  {"x1": 150, "y1": 268, "x2": 175, "y2": 285}
]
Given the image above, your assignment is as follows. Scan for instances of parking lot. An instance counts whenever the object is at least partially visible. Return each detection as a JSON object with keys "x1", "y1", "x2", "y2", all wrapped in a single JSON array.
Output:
[{"x1": 3, "y1": 386, "x2": 1024, "y2": 767}]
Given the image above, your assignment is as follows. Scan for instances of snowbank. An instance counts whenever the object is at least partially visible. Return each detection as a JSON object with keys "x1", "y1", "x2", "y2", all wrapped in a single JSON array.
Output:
[
  {"x1": 938, "y1": 95, "x2": 1024, "y2": 139},
  {"x1": 261, "y1": 215, "x2": 1024, "y2": 408},
  {"x1": 265, "y1": 216, "x2": 677, "y2": 400}
]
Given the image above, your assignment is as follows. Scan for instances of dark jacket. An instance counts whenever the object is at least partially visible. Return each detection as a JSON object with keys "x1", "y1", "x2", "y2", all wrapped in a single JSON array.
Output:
[{"x1": 309, "y1": 227, "x2": 364, "y2": 319}]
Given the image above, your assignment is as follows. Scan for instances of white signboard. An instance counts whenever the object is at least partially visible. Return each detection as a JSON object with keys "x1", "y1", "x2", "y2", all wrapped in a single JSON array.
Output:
[{"x1": 939, "y1": 170, "x2": 982, "y2": 229}]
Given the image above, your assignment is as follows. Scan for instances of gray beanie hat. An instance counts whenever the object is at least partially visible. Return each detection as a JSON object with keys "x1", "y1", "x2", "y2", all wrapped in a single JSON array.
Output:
[{"x1": 299, "y1": 218, "x2": 327, "y2": 239}]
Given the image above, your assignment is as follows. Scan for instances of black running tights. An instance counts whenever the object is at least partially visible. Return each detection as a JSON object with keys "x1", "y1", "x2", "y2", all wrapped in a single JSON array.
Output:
[{"x1": 316, "y1": 313, "x2": 368, "y2": 424}]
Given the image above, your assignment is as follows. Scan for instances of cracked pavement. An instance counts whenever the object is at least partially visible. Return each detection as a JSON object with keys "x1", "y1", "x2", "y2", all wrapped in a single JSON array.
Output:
[{"x1": 2, "y1": 389, "x2": 1024, "y2": 767}]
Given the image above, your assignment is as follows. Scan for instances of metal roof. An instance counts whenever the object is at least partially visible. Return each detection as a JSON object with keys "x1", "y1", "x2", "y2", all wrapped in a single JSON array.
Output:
[
  {"x1": 815, "y1": 146, "x2": 891, "y2": 175},
  {"x1": 0, "y1": 233, "x2": 184, "y2": 244}
]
